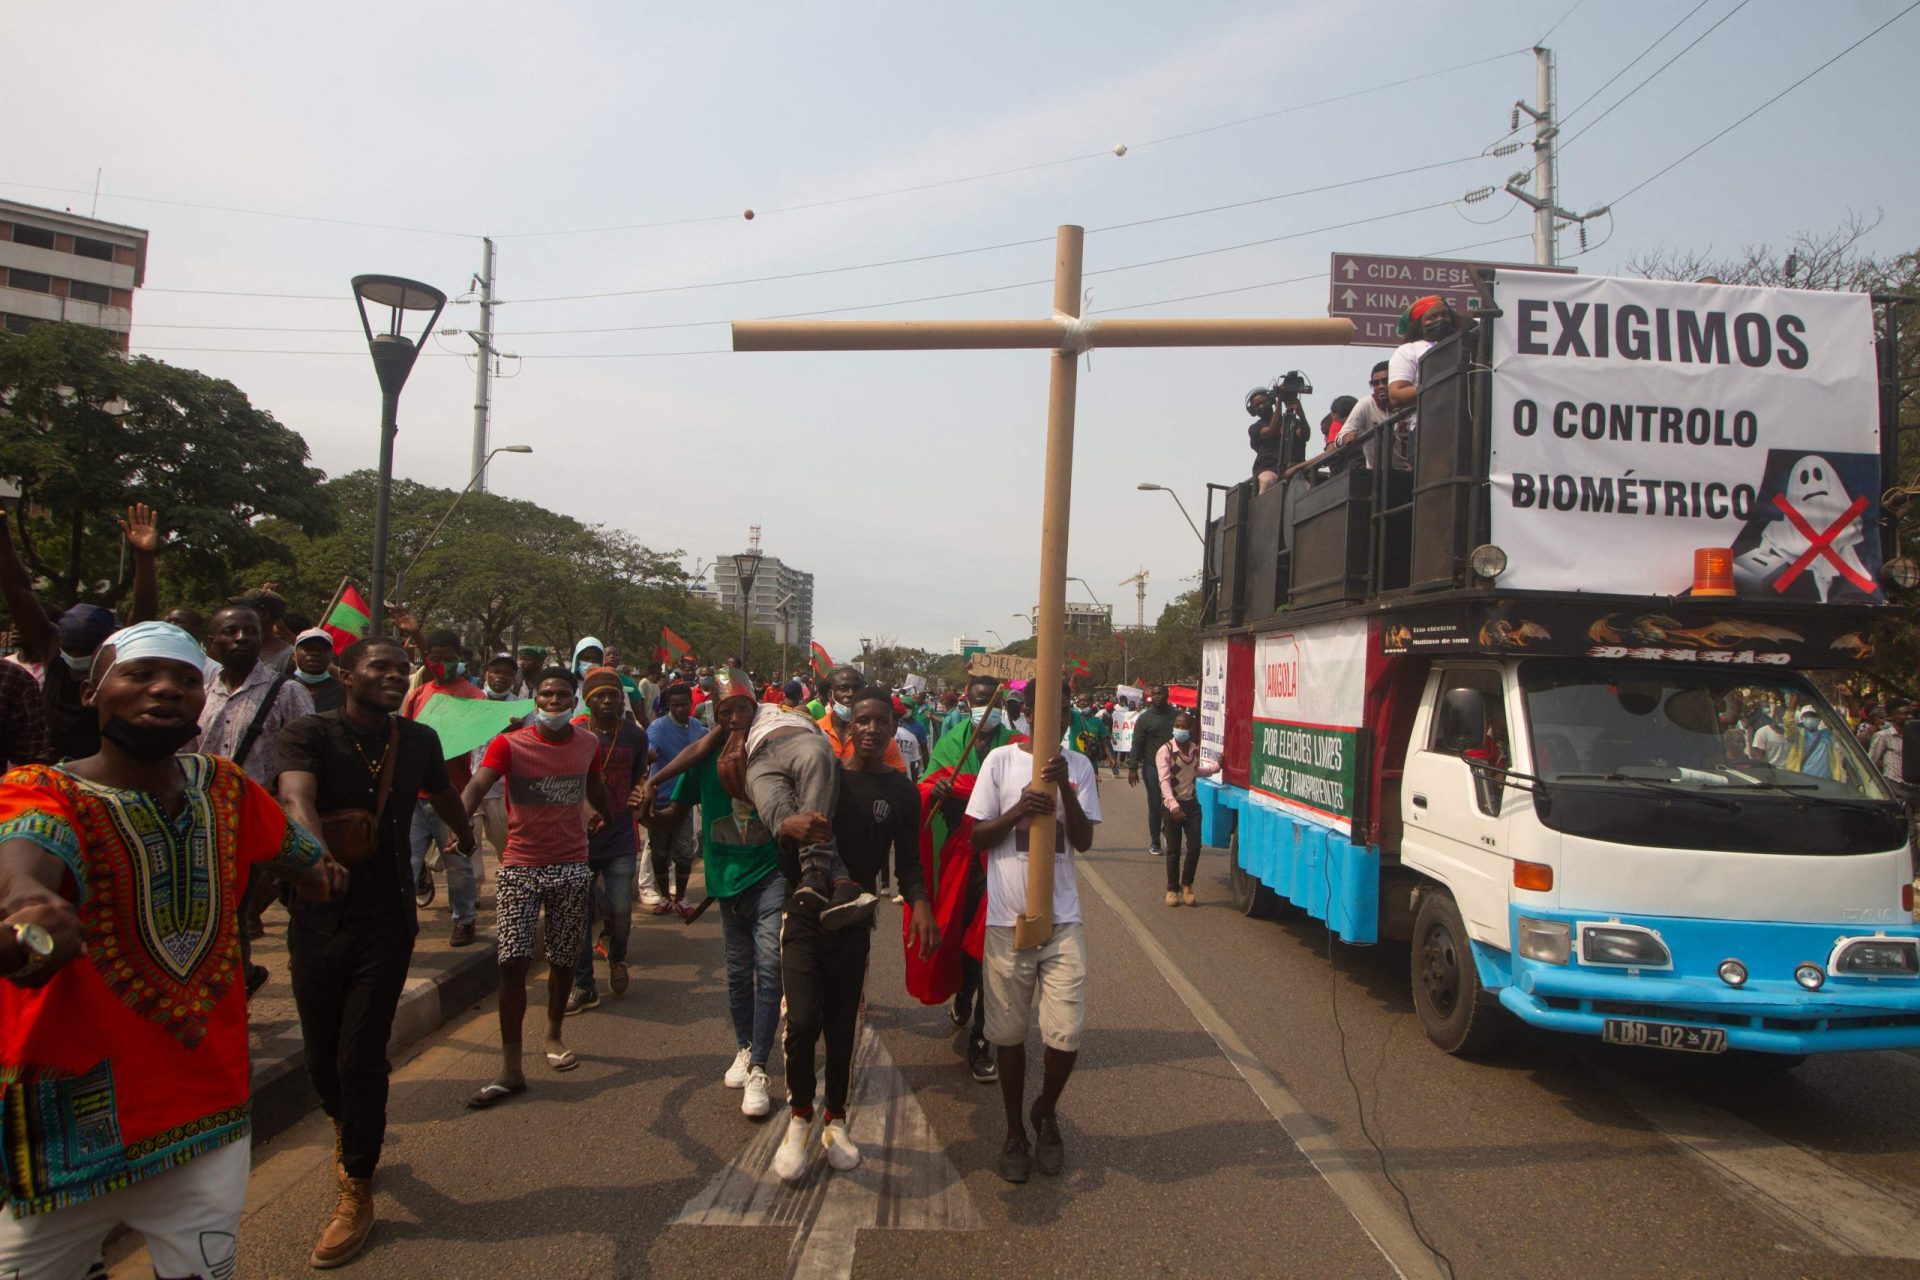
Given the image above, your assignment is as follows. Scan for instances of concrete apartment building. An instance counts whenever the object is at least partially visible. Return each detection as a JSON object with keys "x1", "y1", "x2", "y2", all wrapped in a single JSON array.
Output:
[
  {"x1": 0, "y1": 199, "x2": 148, "y2": 350},
  {"x1": 709, "y1": 549, "x2": 814, "y2": 656}
]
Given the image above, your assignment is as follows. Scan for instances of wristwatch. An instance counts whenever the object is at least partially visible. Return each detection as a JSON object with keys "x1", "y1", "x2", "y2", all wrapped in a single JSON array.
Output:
[{"x1": 9, "y1": 920, "x2": 55, "y2": 980}]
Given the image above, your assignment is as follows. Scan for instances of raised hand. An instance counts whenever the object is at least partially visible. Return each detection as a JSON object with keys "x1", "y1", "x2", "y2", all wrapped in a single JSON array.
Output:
[{"x1": 121, "y1": 503, "x2": 159, "y2": 555}]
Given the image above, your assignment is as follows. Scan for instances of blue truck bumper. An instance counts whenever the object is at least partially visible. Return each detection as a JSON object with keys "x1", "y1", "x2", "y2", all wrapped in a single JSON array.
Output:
[
  {"x1": 1197, "y1": 778, "x2": 1379, "y2": 944},
  {"x1": 1498, "y1": 907, "x2": 1920, "y2": 1054}
]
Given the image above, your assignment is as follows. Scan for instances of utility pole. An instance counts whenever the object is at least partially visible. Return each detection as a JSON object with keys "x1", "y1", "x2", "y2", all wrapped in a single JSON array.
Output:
[
  {"x1": 468, "y1": 237, "x2": 496, "y2": 490},
  {"x1": 1504, "y1": 47, "x2": 1607, "y2": 265}
]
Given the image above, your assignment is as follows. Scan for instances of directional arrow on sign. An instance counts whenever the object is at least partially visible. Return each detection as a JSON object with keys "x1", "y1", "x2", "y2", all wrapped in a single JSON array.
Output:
[
  {"x1": 675, "y1": 1022, "x2": 980, "y2": 1276},
  {"x1": 1338, "y1": 288, "x2": 1358, "y2": 309},
  {"x1": 1339, "y1": 260, "x2": 1358, "y2": 280}
]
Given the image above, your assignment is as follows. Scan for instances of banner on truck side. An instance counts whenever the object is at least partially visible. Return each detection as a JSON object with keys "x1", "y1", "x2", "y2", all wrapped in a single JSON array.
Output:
[
  {"x1": 1488, "y1": 272, "x2": 1883, "y2": 602},
  {"x1": 1250, "y1": 619, "x2": 1368, "y2": 832},
  {"x1": 1199, "y1": 640, "x2": 1228, "y2": 764}
]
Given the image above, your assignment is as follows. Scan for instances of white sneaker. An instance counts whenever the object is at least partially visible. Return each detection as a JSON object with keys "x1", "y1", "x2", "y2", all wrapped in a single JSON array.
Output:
[
  {"x1": 723, "y1": 1047, "x2": 751, "y2": 1089},
  {"x1": 640, "y1": 888, "x2": 665, "y2": 907},
  {"x1": 822, "y1": 1117, "x2": 861, "y2": 1171},
  {"x1": 742, "y1": 1067, "x2": 772, "y2": 1118},
  {"x1": 772, "y1": 1114, "x2": 811, "y2": 1181},
  {"x1": 891, "y1": 892, "x2": 906, "y2": 905}
]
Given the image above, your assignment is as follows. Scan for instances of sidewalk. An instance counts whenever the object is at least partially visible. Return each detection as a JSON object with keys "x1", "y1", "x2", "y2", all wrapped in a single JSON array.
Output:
[{"x1": 243, "y1": 876, "x2": 504, "y2": 1144}]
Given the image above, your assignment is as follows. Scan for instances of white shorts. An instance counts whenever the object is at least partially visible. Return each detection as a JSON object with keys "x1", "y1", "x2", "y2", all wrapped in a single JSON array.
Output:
[
  {"x1": 983, "y1": 922, "x2": 1087, "y2": 1052},
  {"x1": 0, "y1": 1133, "x2": 250, "y2": 1278}
]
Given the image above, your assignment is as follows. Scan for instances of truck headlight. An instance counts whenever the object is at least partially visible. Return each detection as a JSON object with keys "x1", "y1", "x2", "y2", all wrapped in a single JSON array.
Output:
[
  {"x1": 1578, "y1": 923, "x2": 1672, "y2": 969},
  {"x1": 1831, "y1": 937, "x2": 1920, "y2": 978},
  {"x1": 1517, "y1": 917, "x2": 1571, "y2": 964}
]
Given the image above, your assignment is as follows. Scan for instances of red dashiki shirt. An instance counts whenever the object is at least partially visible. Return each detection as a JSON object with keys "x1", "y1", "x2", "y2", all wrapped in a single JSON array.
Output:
[{"x1": 0, "y1": 756, "x2": 325, "y2": 1217}]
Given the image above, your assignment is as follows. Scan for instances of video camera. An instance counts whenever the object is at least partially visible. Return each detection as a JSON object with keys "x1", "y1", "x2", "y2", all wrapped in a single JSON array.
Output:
[{"x1": 1271, "y1": 370, "x2": 1313, "y2": 401}]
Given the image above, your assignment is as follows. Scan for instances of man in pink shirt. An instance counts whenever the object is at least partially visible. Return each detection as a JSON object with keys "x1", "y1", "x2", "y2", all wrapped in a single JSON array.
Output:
[
  {"x1": 1156, "y1": 712, "x2": 1220, "y2": 907},
  {"x1": 458, "y1": 667, "x2": 614, "y2": 1109}
]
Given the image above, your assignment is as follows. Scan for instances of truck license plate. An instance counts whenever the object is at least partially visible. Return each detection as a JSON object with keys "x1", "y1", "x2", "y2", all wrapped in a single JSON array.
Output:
[{"x1": 1601, "y1": 1018, "x2": 1728, "y2": 1054}]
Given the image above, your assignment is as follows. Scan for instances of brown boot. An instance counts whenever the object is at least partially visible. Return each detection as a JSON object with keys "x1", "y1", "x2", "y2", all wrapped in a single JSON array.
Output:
[{"x1": 309, "y1": 1175, "x2": 373, "y2": 1269}]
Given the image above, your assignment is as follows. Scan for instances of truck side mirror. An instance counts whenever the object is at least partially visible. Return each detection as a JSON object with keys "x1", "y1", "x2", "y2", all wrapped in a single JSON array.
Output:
[
  {"x1": 1904, "y1": 720, "x2": 1920, "y2": 786},
  {"x1": 1440, "y1": 688, "x2": 1487, "y2": 754}
]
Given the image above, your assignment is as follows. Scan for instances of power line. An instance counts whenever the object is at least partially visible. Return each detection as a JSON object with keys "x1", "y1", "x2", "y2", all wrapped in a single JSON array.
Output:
[
  {"x1": 1556, "y1": 0, "x2": 1713, "y2": 127},
  {"x1": 1535, "y1": 0, "x2": 1585, "y2": 44},
  {"x1": 1608, "y1": 0, "x2": 1919, "y2": 207},
  {"x1": 8, "y1": 47, "x2": 1534, "y2": 253},
  {"x1": 496, "y1": 155, "x2": 1494, "y2": 308},
  {"x1": 1559, "y1": 0, "x2": 1753, "y2": 151}
]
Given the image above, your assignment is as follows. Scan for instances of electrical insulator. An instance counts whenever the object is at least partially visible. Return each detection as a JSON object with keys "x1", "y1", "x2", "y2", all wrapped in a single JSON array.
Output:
[
  {"x1": 1511, "y1": 107, "x2": 1521, "y2": 130},
  {"x1": 1463, "y1": 187, "x2": 1493, "y2": 204},
  {"x1": 1493, "y1": 142, "x2": 1522, "y2": 157},
  {"x1": 1578, "y1": 225, "x2": 1589, "y2": 251}
]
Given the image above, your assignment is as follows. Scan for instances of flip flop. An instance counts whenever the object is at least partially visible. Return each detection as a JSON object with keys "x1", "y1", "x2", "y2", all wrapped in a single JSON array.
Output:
[
  {"x1": 465, "y1": 1081, "x2": 526, "y2": 1110},
  {"x1": 545, "y1": 1049, "x2": 580, "y2": 1072}
]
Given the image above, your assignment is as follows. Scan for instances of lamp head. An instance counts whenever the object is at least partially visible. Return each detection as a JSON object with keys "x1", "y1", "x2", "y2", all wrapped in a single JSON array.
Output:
[{"x1": 351, "y1": 274, "x2": 446, "y2": 397}]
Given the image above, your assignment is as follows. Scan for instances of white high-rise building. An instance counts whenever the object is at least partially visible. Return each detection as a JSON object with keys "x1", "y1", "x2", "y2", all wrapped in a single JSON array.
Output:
[
  {"x1": 710, "y1": 534, "x2": 814, "y2": 657},
  {"x1": 0, "y1": 200, "x2": 147, "y2": 350}
]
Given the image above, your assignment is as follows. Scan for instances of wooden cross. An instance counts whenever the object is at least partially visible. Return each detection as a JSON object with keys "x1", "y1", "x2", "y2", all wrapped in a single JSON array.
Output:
[{"x1": 736, "y1": 225, "x2": 1352, "y2": 949}]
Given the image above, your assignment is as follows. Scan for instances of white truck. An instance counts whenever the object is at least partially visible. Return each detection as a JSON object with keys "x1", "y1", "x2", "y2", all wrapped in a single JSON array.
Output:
[{"x1": 1194, "y1": 269, "x2": 1919, "y2": 1061}]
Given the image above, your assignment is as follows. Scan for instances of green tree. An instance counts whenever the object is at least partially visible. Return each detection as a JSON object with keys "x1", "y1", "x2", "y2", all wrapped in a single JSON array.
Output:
[{"x1": 0, "y1": 322, "x2": 334, "y2": 607}]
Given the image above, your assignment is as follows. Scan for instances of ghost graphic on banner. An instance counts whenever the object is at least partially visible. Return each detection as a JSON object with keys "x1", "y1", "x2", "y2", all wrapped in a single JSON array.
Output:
[{"x1": 1732, "y1": 451, "x2": 1883, "y2": 603}]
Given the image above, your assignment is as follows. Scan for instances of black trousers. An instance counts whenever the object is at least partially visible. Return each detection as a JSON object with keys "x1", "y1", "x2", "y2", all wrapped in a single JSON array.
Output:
[
  {"x1": 780, "y1": 910, "x2": 871, "y2": 1116},
  {"x1": 1164, "y1": 806, "x2": 1203, "y2": 891},
  {"x1": 1143, "y1": 766, "x2": 1167, "y2": 845},
  {"x1": 287, "y1": 911, "x2": 415, "y2": 1179}
]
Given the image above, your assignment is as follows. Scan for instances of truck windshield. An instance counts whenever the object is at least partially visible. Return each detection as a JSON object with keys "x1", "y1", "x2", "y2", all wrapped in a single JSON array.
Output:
[{"x1": 1518, "y1": 661, "x2": 1903, "y2": 854}]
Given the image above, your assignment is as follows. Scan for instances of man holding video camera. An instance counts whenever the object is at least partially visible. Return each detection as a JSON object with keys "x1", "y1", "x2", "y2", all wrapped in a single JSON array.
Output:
[{"x1": 1247, "y1": 371, "x2": 1313, "y2": 493}]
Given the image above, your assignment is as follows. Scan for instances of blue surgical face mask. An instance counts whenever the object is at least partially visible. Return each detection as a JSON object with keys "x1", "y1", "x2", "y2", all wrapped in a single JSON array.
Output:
[
  {"x1": 970, "y1": 706, "x2": 1003, "y2": 730},
  {"x1": 535, "y1": 708, "x2": 573, "y2": 731},
  {"x1": 60, "y1": 650, "x2": 92, "y2": 674},
  {"x1": 1172, "y1": 729, "x2": 1192, "y2": 744},
  {"x1": 832, "y1": 701, "x2": 853, "y2": 722},
  {"x1": 294, "y1": 667, "x2": 332, "y2": 685}
]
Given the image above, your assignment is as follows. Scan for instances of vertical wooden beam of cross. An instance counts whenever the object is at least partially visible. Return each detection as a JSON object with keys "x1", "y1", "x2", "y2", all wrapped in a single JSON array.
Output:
[{"x1": 735, "y1": 225, "x2": 1352, "y2": 949}]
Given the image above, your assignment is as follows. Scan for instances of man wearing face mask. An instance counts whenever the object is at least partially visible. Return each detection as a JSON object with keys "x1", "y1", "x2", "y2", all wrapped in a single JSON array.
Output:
[
  {"x1": 0, "y1": 621, "x2": 337, "y2": 1273},
  {"x1": 1386, "y1": 295, "x2": 1460, "y2": 441},
  {"x1": 1156, "y1": 712, "x2": 1221, "y2": 907},
  {"x1": 0, "y1": 505, "x2": 161, "y2": 763},
  {"x1": 291, "y1": 628, "x2": 346, "y2": 714},
  {"x1": 199, "y1": 603, "x2": 315, "y2": 986},
  {"x1": 401, "y1": 630, "x2": 485, "y2": 944},
  {"x1": 470, "y1": 653, "x2": 527, "y2": 871},
  {"x1": 817, "y1": 667, "x2": 907, "y2": 769},
  {"x1": 914, "y1": 674, "x2": 1019, "y2": 1084}
]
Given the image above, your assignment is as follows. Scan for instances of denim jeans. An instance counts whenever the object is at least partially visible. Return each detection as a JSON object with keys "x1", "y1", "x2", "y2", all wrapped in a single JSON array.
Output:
[
  {"x1": 718, "y1": 869, "x2": 786, "y2": 1067},
  {"x1": 409, "y1": 800, "x2": 476, "y2": 926},
  {"x1": 573, "y1": 852, "x2": 637, "y2": 995}
]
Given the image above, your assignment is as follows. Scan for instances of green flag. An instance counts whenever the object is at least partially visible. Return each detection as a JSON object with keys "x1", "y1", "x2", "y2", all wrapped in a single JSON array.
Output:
[{"x1": 413, "y1": 693, "x2": 534, "y2": 759}]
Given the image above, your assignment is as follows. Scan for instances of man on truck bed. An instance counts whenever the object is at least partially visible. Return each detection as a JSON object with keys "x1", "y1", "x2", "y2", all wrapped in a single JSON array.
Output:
[{"x1": 1387, "y1": 295, "x2": 1459, "y2": 434}]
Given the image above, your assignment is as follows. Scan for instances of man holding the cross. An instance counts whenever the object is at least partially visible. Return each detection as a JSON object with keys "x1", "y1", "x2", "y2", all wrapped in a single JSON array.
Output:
[{"x1": 965, "y1": 680, "x2": 1100, "y2": 1183}]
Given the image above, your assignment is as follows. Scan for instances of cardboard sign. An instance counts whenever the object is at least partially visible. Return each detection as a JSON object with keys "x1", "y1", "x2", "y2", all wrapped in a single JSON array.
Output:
[
  {"x1": 1488, "y1": 272, "x2": 1883, "y2": 602},
  {"x1": 1250, "y1": 619, "x2": 1369, "y2": 832},
  {"x1": 967, "y1": 653, "x2": 1037, "y2": 680}
]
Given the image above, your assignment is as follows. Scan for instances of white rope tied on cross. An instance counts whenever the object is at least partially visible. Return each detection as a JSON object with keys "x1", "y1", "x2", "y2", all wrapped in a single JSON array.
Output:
[{"x1": 1053, "y1": 310, "x2": 1101, "y2": 357}]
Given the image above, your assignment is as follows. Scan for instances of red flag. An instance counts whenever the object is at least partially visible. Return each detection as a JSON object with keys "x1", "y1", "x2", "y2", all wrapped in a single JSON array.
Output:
[
  {"x1": 321, "y1": 580, "x2": 371, "y2": 651},
  {"x1": 809, "y1": 640, "x2": 833, "y2": 680},
  {"x1": 659, "y1": 626, "x2": 692, "y2": 667}
]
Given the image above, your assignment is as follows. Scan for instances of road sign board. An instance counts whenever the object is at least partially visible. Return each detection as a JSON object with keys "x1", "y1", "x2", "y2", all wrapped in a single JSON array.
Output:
[{"x1": 1327, "y1": 253, "x2": 1571, "y2": 347}]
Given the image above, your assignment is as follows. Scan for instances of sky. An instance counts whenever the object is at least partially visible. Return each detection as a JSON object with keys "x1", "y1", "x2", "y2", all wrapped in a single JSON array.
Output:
[{"x1": 5, "y1": 0, "x2": 1918, "y2": 660}]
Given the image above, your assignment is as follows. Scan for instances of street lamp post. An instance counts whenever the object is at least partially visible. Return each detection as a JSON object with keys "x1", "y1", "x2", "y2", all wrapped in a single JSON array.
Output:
[
  {"x1": 1014, "y1": 611, "x2": 1035, "y2": 634},
  {"x1": 391, "y1": 444, "x2": 533, "y2": 602},
  {"x1": 731, "y1": 547, "x2": 764, "y2": 671},
  {"x1": 1136, "y1": 482, "x2": 1206, "y2": 545},
  {"x1": 352, "y1": 275, "x2": 447, "y2": 635}
]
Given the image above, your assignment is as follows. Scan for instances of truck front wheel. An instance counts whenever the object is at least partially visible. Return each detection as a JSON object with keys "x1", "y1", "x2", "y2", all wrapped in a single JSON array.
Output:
[
  {"x1": 1228, "y1": 832, "x2": 1279, "y2": 919},
  {"x1": 1411, "y1": 890, "x2": 1505, "y2": 1056}
]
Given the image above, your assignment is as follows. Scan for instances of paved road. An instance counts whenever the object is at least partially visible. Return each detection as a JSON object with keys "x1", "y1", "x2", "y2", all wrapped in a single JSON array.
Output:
[{"x1": 116, "y1": 779, "x2": 1920, "y2": 1278}]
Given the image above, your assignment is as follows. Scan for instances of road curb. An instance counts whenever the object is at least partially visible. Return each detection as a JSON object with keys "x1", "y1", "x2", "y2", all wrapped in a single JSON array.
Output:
[{"x1": 248, "y1": 945, "x2": 501, "y2": 1145}]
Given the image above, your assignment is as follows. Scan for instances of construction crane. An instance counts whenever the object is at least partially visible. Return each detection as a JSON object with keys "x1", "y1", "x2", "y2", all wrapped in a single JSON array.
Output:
[{"x1": 1118, "y1": 567, "x2": 1149, "y2": 629}]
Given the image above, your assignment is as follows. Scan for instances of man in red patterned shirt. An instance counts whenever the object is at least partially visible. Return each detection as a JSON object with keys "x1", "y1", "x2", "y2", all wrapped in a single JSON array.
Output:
[{"x1": 459, "y1": 667, "x2": 615, "y2": 1109}]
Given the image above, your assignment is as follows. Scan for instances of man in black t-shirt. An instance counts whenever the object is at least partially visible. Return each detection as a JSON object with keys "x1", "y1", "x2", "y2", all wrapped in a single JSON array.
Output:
[
  {"x1": 277, "y1": 636, "x2": 477, "y2": 1269},
  {"x1": 769, "y1": 686, "x2": 939, "y2": 1184}
]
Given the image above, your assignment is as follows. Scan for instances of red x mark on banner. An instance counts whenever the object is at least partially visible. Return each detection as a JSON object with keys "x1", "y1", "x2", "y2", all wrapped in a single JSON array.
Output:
[{"x1": 1770, "y1": 492, "x2": 1875, "y2": 595}]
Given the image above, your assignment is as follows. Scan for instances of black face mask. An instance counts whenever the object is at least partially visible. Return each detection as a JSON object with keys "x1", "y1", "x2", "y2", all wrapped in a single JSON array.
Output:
[{"x1": 100, "y1": 715, "x2": 200, "y2": 760}]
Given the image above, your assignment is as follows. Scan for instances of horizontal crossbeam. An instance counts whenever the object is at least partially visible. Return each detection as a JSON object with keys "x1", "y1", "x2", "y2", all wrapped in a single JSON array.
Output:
[{"x1": 732, "y1": 317, "x2": 1354, "y2": 352}]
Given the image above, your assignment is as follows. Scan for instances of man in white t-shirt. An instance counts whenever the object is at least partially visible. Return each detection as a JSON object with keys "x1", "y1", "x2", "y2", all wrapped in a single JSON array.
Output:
[
  {"x1": 1386, "y1": 295, "x2": 1459, "y2": 442},
  {"x1": 964, "y1": 682, "x2": 1101, "y2": 1185}
]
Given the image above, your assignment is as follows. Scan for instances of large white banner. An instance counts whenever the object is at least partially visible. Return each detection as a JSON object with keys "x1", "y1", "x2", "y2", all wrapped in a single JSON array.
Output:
[
  {"x1": 1251, "y1": 619, "x2": 1369, "y2": 831},
  {"x1": 1199, "y1": 639, "x2": 1228, "y2": 763},
  {"x1": 1488, "y1": 272, "x2": 1883, "y2": 601}
]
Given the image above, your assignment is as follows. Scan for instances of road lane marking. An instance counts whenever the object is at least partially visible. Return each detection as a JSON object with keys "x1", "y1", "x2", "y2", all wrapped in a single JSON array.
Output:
[
  {"x1": 675, "y1": 1021, "x2": 979, "y2": 1279},
  {"x1": 1078, "y1": 861, "x2": 1445, "y2": 1280},
  {"x1": 1611, "y1": 1078, "x2": 1920, "y2": 1260}
]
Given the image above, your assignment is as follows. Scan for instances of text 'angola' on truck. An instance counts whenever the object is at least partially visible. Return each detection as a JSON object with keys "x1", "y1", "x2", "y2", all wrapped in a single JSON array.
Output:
[{"x1": 1192, "y1": 266, "x2": 1920, "y2": 1063}]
